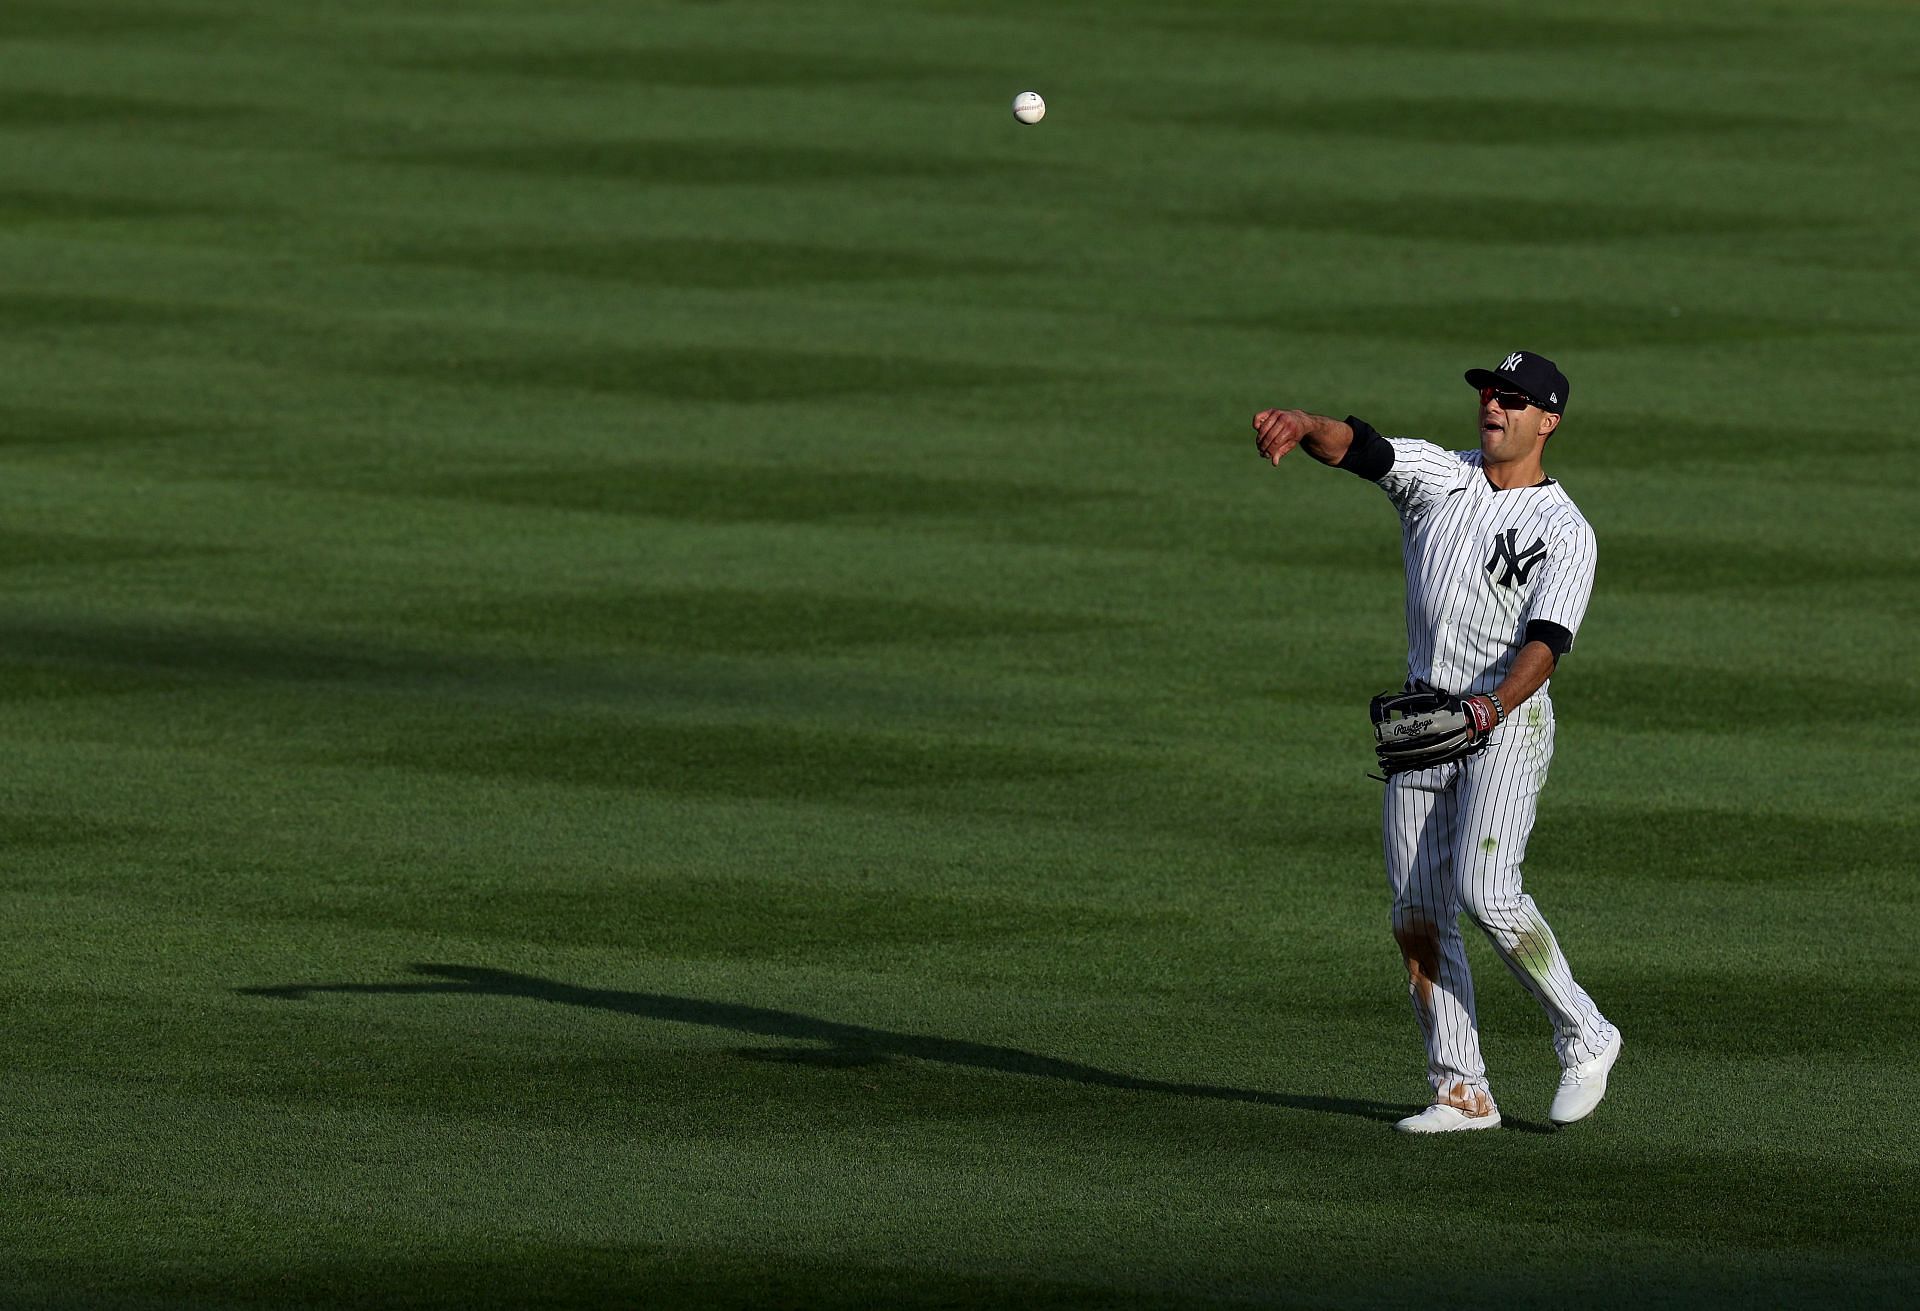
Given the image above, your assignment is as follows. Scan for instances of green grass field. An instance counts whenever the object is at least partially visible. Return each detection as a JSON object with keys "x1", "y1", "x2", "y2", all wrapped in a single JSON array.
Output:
[{"x1": 3, "y1": 1, "x2": 1916, "y2": 1306}]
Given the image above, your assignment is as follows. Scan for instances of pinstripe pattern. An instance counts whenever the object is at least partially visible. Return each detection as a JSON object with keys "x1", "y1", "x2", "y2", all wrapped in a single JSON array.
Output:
[
  {"x1": 1381, "y1": 438, "x2": 1597, "y2": 696},
  {"x1": 1376, "y1": 438, "x2": 1613, "y2": 1105}
]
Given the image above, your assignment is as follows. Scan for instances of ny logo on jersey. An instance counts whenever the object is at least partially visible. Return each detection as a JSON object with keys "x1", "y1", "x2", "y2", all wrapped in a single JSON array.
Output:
[{"x1": 1485, "y1": 529, "x2": 1548, "y2": 587}]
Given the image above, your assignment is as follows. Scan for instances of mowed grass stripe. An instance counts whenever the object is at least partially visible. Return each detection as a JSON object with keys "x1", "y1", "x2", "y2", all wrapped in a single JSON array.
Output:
[
  {"x1": 387, "y1": 43, "x2": 976, "y2": 88},
  {"x1": 1173, "y1": 93, "x2": 1815, "y2": 142},
  {"x1": 373, "y1": 233, "x2": 1035, "y2": 288},
  {"x1": 392, "y1": 586, "x2": 1112, "y2": 654},
  {"x1": 1200, "y1": 190, "x2": 1820, "y2": 244},
  {"x1": 416, "y1": 463, "x2": 1120, "y2": 521},
  {"x1": 363, "y1": 136, "x2": 1047, "y2": 186},
  {"x1": 0, "y1": 0, "x2": 217, "y2": 40},
  {"x1": 1139, "y1": 1, "x2": 1764, "y2": 54},
  {"x1": 0, "y1": 182, "x2": 218, "y2": 223},
  {"x1": 1210, "y1": 298, "x2": 1886, "y2": 347}
]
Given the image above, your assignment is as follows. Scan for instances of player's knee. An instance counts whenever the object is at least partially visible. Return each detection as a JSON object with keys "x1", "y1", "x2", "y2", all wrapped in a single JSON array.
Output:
[
  {"x1": 1456, "y1": 874, "x2": 1524, "y2": 928},
  {"x1": 1452, "y1": 834, "x2": 1507, "y2": 894}
]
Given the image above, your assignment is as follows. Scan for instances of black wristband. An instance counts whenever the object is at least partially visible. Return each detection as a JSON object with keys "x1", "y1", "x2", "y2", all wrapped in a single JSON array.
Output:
[{"x1": 1337, "y1": 416, "x2": 1395, "y2": 482}]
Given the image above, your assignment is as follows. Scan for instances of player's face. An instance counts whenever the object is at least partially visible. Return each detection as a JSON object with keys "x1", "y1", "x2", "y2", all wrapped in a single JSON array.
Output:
[{"x1": 1478, "y1": 388, "x2": 1549, "y2": 460}]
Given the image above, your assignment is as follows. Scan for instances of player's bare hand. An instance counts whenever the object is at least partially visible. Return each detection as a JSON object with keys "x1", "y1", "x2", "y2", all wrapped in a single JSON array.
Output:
[{"x1": 1253, "y1": 409, "x2": 1311, "y2": 465}]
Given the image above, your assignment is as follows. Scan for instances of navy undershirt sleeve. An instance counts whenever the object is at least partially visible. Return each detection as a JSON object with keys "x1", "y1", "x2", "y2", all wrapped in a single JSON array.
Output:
[
  {"x1": 1336, "y1": 416, "x2": 1395, "y2": 481},
  {"x1": 1525, "y1": 620, "x2": 1574, "y2": 656}
]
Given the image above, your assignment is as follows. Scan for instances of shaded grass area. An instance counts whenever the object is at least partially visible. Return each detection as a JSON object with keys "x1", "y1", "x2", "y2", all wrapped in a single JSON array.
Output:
[
  {"x1": 394, "y1": 586, "x2": 1112, "y2": 653},
  {"x1": 346, "y1": 716, "x2": 1103, "y2": 801},
  {"x1": 1202, "y1": 192, "x2": 1815, "y2": 244},
  {"x1": 1178, "y1": 94, "x2": 1810, "y2": 143},
  {"x1": 358, "y1": 344, "x2": 1067, "y2": 402},
  {"x1": 370, "y1": 138, "x2": 1041, "y2": 185},
  {"x1": 0, "y1": 184, "x2": 218, "y2": 224},
  {"x1": 1569, "y1": 660, "x2": 1920, "y2": 730},
  {"x1": 392, "y1": 44, "x2": 972, "y2": 88},
  {"x1": 11, "y1": 1250, "x2": 1256, "y2": 1311},
  {"x1": 1536, "y1": 803, "x2": 1915, "y2": 885},
  {"x1": 377, "y1": 233, "x2": 1034, "y2": 289},
  {"x1": 1, "y1": 0, "x2": 1917, "y2": 1307},
  {"x1": 420, "y1": 463, "x2": 1119, "y2": 523},
  {"x1": 1145, "y1": 1, "x2": 1758, "y2": 51},
  {"x1": 1216, "y1": 298, "x2": 1876, "y2": 348},
  {"x1": 0, "y1": 0, "x2": 217, "y2": 40}
]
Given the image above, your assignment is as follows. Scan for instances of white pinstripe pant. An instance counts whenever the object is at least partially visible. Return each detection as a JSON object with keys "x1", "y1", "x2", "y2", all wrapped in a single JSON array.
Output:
[{"x1": 1383, "y1": 694, "x2": 1613, "y2": 1110}]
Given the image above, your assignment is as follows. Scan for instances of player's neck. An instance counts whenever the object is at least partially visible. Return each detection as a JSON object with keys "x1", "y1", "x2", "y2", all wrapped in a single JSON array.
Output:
[{"x1": 1481, "y1": 453, "x2": 1547, "y2": 491}]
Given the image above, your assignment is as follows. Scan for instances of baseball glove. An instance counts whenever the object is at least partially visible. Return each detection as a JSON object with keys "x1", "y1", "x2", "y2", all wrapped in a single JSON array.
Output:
[{"x1": 1369, "y1": 688, "x2": 1503, "y2": 777}]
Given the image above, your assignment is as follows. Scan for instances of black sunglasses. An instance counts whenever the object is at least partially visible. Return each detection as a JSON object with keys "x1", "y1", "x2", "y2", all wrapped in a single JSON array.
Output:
[{"x1": 1478, "y1": 386, "x2": 1537, "y2": 410}]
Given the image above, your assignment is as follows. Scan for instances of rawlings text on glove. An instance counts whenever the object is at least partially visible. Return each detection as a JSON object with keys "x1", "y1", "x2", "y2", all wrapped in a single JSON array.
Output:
[{"x1": 1369, "y1": 688, "x2": 1503, "y2": 777}]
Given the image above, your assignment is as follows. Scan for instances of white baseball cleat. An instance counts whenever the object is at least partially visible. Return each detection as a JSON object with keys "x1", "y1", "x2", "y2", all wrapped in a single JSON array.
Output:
[
  {"x1": 1394, "y1": 1103, "x2": 1502, "y2": 1134},
  {"x1": 1549, "y1": 1027, "x2": 1623, "y2": 1126}
]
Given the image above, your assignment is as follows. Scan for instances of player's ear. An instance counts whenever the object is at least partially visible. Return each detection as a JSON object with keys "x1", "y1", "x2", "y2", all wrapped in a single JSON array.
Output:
[{"x1": 1538, "y1": 411, "x2": 1561, "y2": 441}]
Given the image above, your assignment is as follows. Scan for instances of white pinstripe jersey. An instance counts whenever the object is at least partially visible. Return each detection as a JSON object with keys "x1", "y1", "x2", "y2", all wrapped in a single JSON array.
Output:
[{"x1": 1379, "y1": 438, "x2": 1596, "y2": 697}]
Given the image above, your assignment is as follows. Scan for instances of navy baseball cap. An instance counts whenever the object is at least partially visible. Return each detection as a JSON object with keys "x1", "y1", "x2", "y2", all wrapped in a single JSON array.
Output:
[{"x1": 1464, "y1": 350, "x2": 1569, "y2": 414}]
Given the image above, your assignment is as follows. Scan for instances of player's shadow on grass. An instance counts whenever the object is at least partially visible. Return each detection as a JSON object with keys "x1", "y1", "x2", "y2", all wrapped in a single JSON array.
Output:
[{"x1": 239, "y1": 963, "x2": 1554, "y2": 1133}]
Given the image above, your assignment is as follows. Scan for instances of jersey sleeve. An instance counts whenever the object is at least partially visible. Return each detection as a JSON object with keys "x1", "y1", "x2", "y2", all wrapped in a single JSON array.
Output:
[
  {"x1": 1374, "y1": 436, "x2": 1464, "y2": 516},
  {"x1": 1523, "y1": 516, "x2": 1598, "y2": 650}
]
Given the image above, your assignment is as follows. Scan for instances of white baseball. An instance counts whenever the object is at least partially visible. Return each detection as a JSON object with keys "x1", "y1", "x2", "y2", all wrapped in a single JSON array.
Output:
[{"x1": 1012, "y1": 91, "x2": 1046, "y2": 125}]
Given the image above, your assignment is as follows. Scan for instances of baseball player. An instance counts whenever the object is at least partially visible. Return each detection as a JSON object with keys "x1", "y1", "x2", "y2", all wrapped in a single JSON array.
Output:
[{"x1": 1252, "y1": 350, "x2": 1620, "y2": 1133}]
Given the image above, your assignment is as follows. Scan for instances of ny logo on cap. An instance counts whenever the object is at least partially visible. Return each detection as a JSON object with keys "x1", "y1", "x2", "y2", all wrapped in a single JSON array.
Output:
[
  {"x1": 1486, "y1": 528, "x2": 1548, "y2": 587},
  {"x1": 1502, "y1": 352, "x2": 1525, "y2": 372}
]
